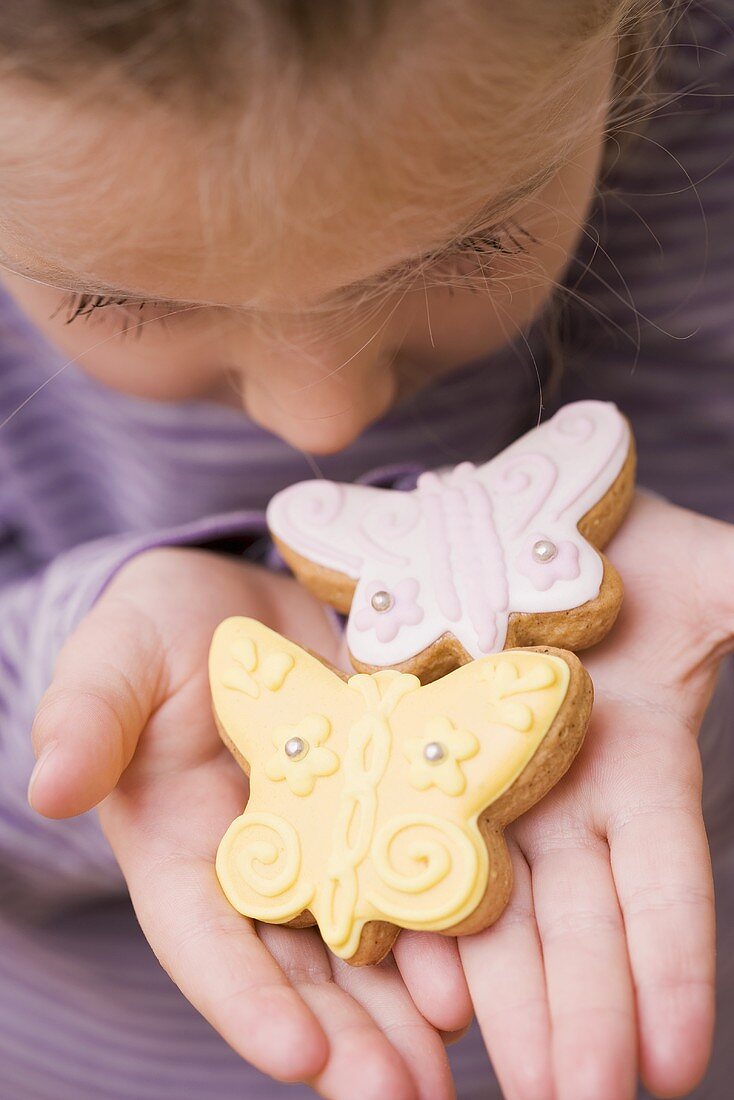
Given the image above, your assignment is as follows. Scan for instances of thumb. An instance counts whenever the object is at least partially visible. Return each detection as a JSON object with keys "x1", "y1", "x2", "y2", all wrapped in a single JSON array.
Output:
[{"x1": 28, "y1": 597, "x2": 166, "y2": 819}]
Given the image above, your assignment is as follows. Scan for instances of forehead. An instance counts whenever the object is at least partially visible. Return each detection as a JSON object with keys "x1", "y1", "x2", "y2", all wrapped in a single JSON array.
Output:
[{"x1": 0, "y1": 25, "x2": 611, "y2": 310}]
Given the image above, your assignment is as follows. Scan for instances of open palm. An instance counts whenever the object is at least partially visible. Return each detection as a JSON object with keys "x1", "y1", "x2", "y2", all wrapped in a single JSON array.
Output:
[
  {"x1": 453, "y1": 493, "x2": 731, "y2": 1100},
  {"x1": 29, "y1": 495, "x2": 732, "y2": 1099},
  {"x1": 29, "y1": 549, "x2": 469, "y2": 1100}
]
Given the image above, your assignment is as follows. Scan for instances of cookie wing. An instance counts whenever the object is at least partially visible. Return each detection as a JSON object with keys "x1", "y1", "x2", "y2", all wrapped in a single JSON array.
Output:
[
  {"x1": 266, "y1": 478, "x2": 403, "y2": 583},
  {"x1": 477, "y1": 400, "x2": 632, "y2": 616},
  {"x1": 210, "y1": 617, "x2": 365, "y2": 929},
  {"x1": 346, "y1": 648, "x2": 590, "y2": 946},
  {"x1": 267, "y1": 477, "x2": 453, "y2": 663}
]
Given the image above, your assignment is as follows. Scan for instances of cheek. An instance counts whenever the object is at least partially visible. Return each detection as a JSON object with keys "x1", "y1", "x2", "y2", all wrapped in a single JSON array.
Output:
[
  {"x1": 394, "y1": 285, "x2": 542, "y2": 372},
  {"x1": 396, "y1": 261, "x2": 558, "y2": 376},
  {"x1": 0, "y1": 272, "x2": 224, "y2": 401}
]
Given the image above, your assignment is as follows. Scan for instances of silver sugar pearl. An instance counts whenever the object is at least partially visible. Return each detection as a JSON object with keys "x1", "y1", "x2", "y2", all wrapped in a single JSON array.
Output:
[
  {"x1": 370, "y1": 590, "x2": 394, "y2": 613},
  {"x1": 284, "y1": 736, "x2": 308, "y2": 761},
  {"x1": 423, "y1": 741, "x2": 447, "y2": 764},
  {"x1": 531, "y1": 539, "x2": 558, "y2": 564}
]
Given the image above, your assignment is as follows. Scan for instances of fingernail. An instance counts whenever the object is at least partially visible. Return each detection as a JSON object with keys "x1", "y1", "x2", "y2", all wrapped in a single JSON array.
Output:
[{"x1": 27, "y1": 740, "x2": 59, "y2": 810}]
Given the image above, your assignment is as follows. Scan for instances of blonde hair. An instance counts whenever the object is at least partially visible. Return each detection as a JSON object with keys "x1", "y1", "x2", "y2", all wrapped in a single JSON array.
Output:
[
  {"x1": 0, "y1": 1, "x2": 672, "y2": 276},
  {"x1": 0, "y1": 1, "x2": 668, "y2": 109},
  {"x1": 0, "y1": 1, "x2": 676, "y2": 443}
]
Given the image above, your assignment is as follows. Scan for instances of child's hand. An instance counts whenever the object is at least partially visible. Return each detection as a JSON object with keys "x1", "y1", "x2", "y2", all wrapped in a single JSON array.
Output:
[
  {"x1": 28, "y1": 548, "x2": 470, "y2": 1099},
  {"x1": 453, "y1": 493, "x2": 731, "y2": 1100}
]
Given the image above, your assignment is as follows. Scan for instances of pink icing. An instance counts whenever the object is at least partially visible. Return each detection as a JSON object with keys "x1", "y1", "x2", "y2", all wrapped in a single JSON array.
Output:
[
  {"x1": 417, "y1": 472, "x2": 462, "y2": 622},
  {"x1": 465, "y1": 476, "x2": 509, "y2": 619},
  {"x1": 491, "y1": 453, "x2": 558, "y2": 536},
  {"x1": 550, "y1": 407, "x2": 596, "y2": 443},
  {"x1": 515, "y1": 537, "x2": 581, "y2": 591},
  {"x1": 419, "y1": 468, "x2": 509, "y2": 654},
  {"x1": 277, "y1": 481, "x2": 363, "y2": 573},
  {"x1": 357, "y1": 495, "x2": 421, "y2": 567},
  {"x1": 441, "y1": 485, "x2": 490, "y2": 647},
  {"x1": 452, "y1": 461, "x2": 479, "y2": 481},
  {"x1": 442, "y1": 484, "x2": 493, "y2": 652},
  {"x1": 549, "y1": 406, "x2": 627, "y2": 518},
  {"x1": 353, "y1": 578, "x2": 424, "y2": 642}
]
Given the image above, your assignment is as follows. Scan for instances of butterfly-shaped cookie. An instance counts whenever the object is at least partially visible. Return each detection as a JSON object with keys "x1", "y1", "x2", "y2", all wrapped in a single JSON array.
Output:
[
  {"x1": 211, "y1": 617, "x2": 592, "y2": 965},
  {"x1": 267, "y1": 400, "x2": 635, "y2": 682}
]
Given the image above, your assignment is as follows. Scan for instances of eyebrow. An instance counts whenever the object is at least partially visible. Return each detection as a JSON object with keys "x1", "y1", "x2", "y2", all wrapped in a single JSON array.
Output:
[
  {"x1": 444, "y1": 162, "x2": 558, "y2": 241},
  {"x1": 0, "y1": 254, "x2": 185, "y2": 305},
  {"x1": 332, "y1": 159, "x2": 561, "y2": 297},
  {"x1": 0, "y1": 159, "x2": 559, "y2": 310},
  {"x1": 0, "y1": 251, "x2": 202, "y2": 312}
]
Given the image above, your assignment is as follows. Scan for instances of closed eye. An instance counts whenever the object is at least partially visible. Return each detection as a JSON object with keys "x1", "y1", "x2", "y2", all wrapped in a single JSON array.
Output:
[
  {"x1": 426, "y1": 220, "x2": 536, "y2": 285},
  {"x1": 50, "y1": 218, "x2": 537, "y2": 327},
  {"x1": 54, "y1": 292, "x2": 165, "y2": 325},
  {"x1": 353, "y1": 218, "x2": 537, "y2": 298}
]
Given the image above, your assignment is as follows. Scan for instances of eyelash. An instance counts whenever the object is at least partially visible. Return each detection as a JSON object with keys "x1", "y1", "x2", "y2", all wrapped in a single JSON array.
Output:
[
  {"x1": 55, "y1": 220, "x2": 534, "y2": 326},
  {"x1": 420, "y1": 220, "x2": 534, "y2": 283},
  {"x1": 365, "y1": 219, "x2": 534, "y2": 300},
  {"x1": 56, "y1": 293, "x2": 158, "y2": 326}
]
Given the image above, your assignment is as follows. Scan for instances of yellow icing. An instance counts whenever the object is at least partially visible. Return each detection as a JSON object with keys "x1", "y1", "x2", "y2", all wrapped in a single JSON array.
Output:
[
  {"x1": 261, "y1": 652, "x2": 295, "y2": 691},
  {"x1": 220, "y1": 635, "x2": 295, "y2": 699},
  {"x1": 265, "y1": 715, "x2": 339, "y2": 796},
  {"x1": 216, "y1": 811, "x2": 315, "y2": 920},
  {"x1": 403, "y1": 717, "x2": 479, "y2": 796},
  {"x1": 211, "y1": 617, "x2": 570, "y2": 959},
  {"x1": 232, "y1": 636, "x2": 257, "y2": 671}
]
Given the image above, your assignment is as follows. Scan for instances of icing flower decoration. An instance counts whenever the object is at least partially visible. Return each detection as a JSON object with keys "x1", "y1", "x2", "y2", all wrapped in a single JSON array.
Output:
[
  {"x1": 515, "y1": 535, "x2": 581, "y2": 592},
  {"x1": 265, "y1": 715, "x2": 339, "y2": 796},
  {"x1": 403, "y1": 716, "x2": 479, "y2": 797},
  {"x1": 353, "y1": 578, "x2": 424, "y2": 642}
]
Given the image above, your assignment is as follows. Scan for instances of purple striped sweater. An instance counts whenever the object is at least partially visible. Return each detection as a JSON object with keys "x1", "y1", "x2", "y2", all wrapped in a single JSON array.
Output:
[{"x1": 1, "y1": 3, "x2": 733, "y2": 1097}]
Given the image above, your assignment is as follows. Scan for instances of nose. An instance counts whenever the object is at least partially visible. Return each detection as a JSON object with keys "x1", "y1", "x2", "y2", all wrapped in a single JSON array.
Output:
[{"x1": 228, "y1": 317, "x2": 399, "y2": 453}]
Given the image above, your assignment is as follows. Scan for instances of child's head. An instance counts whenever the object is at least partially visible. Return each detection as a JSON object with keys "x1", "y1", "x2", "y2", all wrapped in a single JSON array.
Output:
[{"x1": 0, "y1": 1, "x2": 657, "y2": 452}]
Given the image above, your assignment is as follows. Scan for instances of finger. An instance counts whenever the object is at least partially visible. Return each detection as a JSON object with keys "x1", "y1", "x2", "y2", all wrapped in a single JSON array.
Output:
[
  {"x1": 331, "y1": 951, "x2": 456, "y2": 1100},
  {"x1": 260, "y1": 925, "x2": 427, "y2": 1100},
  {"x1": 523, "y1": 826, "x2": 637, "y2": 1100},
  {"x1": 101, "y1": 757, "x2": 330, "y2": 1084},
  {"x1": 440, "y1": 1024, "x2": 472, "y2": 1048},
  {"x1": 29, "y1": 596, "x2": 164, "y2": 818},
  {"x1": 394, "y1": 931, "x2": 473, "y2": 1034},
  {"x1": 459, "y1": 839, "x2": 554, "y2": 1100},
  {"x1": 608, "y1": 765, "x2": 715, "y2": 1097}
]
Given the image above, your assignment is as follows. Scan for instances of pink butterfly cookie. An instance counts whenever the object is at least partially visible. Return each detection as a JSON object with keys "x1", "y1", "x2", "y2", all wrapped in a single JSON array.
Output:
[{"x1": 267, "y1": 401, "x2": 635, "y2": 682}]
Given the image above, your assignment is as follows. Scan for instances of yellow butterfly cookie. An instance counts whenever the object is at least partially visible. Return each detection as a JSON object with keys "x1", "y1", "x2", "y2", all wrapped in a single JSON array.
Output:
[{"x1": 211, "y1": 617, "x2": 592, "y2": 965}]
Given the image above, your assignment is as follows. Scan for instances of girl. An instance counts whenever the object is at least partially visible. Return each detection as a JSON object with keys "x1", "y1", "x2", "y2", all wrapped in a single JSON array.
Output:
[{"x1": 0, "y1": 1, "x2": 732, "y2": 1097}]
